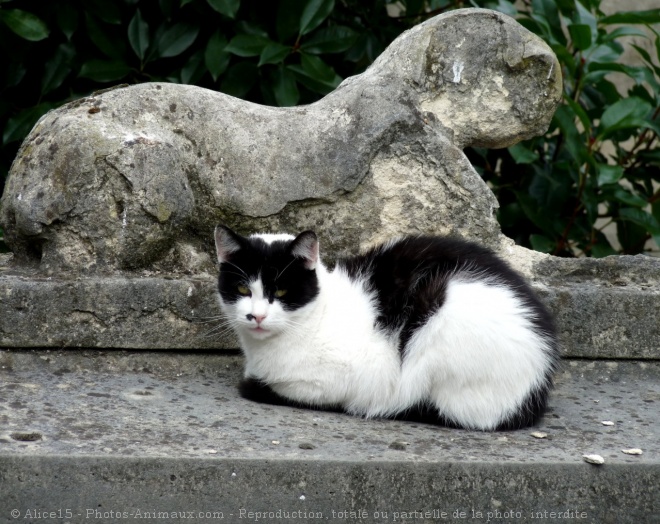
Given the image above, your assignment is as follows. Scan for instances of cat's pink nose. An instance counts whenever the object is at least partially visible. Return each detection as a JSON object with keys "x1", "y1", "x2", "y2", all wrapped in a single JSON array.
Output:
[{"x1": 247, "y1": 314, "x2": 266, "y2": 324}]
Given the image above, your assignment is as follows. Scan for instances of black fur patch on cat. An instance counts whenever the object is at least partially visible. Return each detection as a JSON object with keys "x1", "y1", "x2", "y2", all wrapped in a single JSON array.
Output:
[
  {"x1": 239, "y1": 378, "x2": 344, "y2": 413},
  {"x1": 217, "y1": 230, "x2": 319, "y2": 311},
  {"x1": 337, "y1": 236, "x2": 557, "y2": 358},
  {"x1": 238, "y1": 381, "x2": 547, "y2": 430},
  {"x1": 395, "y1": 392, "x2": 551, "y2": 431}
]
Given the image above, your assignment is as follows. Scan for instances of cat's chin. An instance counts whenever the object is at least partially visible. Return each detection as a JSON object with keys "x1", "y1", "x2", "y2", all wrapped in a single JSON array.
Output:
[{"x1": 243, "y1": 326, "x2": 277, "y2": 340}]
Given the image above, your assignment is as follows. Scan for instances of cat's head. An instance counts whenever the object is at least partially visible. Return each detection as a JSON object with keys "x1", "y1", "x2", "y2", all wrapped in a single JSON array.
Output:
[{"x1": 214, "y1": 225, "x2": 320, "y2": 340}]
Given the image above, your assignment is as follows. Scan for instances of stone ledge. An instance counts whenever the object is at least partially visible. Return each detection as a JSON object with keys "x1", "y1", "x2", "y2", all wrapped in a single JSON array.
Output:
[
  {"x1": 535, "y1": 283, "x2": 660, "y2": 360},
  {"x1": 0, "y1": 350, "x2": 657, "y2": 523},
  {"x1": 1, "y1": 271, "x2": 658, "y2": 358},
  {"x1": 0, "y1": 273, "x2": 237, "y2": 350}
]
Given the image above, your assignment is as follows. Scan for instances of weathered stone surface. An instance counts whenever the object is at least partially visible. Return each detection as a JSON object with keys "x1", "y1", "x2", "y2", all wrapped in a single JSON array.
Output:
[
  {"x1": 0, "y1": 270, "x2": 235, "y2": 350},
  {"x1": 532, "y1": 259, "x2": 660, "y2": 360},
  {"x1": 1, "y1": 351, "x2": 658, "y2": 523},
  {"x1": 0, "y1": 8, "x2": 561, "y2": 273},
  {"x1": 2, "y1": 251, "x2": 658, "y2": 358}
]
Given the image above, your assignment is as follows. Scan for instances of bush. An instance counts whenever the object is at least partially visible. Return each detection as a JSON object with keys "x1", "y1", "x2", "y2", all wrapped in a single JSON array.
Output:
[
  {"x1": 470, "y1": 0, "x2": 660, "y2": 256},
  {"x1": 0, "y1": 0, "x2": 658, "y2": 256}
]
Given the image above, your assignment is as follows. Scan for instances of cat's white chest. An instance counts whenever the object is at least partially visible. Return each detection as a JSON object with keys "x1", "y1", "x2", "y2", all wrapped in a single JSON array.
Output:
[{"x1": 242, "y1": 270, "x2": 401, "y2": 411}]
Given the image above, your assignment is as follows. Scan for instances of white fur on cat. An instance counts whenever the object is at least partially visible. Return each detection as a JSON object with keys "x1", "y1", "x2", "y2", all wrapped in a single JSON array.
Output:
[{"x1": 219, "y1": 234, "x2": 554, "y2": 430}]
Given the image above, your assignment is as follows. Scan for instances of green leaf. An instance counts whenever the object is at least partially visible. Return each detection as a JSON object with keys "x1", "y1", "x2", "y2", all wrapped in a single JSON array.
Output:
[
  {"x1": 553, "y1": 105, "x2": 588, "y2": 165},
  {"x1": 157, "y1": 23, "x2": 199, "y2": 58},
  {"x1": 86, "y1": 13, "x2": 126, "y2": 59},
  {"x1": 631, "y1": 44, "x2": 660, "y2": 78},
  {"x1": 575, "y1": 0, "x2": 597, "y2": 38},
  {"x1": 609, "y1": 118, "x2": 660, "y2": 138},
  {"x1": 4, "y1": 62, "x2": 26, "y2": 89},
  {"x1": 653, "y1": 201, "x2": 660, "y2": 249},
  {"x1": 619, "y1": 207, "x2": 660, "y2": 235},
  {"x1": 272, "y1": 66, "x2": 299, "y2": 106},
  {"x1": 600, "y1": 97, "x2": 653, "y2": 131},
  {"x1": 552, "y1": 44, "x2": 576, "y2": 77},
  {"x1": 207, "y1": 0, "x2": 240, "y2": 19},
  {"x1": 582, "y1": 185, "x2": 600, "y2": 225},
  {"x1": 563, "y1": 95, "x2": 591, "y2": 135},
  {"x1": 288, "y1": 64, "x2": 340, "y2": 94},
  {"x1": 528, "y1": 163, "x2": 570, "y2": 214},
  {"x1": 508, "y1": 143, "x2": 539, "y2": 164},
  {"x1": 498, "y1": 202, "x2": 524, "y2": 229},
  {"x1": 590, "y1": 239, "x2": 617, "y2": 258},
  {"x1": 128, "y1": 9, "x2": 149, "y2": 61},
  {"x1": 300, "y1": 25, "x2": 358, "y2": 54},
  {"x1": 277, "y1": 0, "x2": 306, "y2": 41},
  {"x1": 527, "y1": 2, "x2": 551, "y2": 36},
  {"x1": 603, "y1": 27, "x2": 649, "y2": 43},
  {"x1": 405, "y1": 0, "x2": 425, "y2": 16},
  {"x1": 596, "y1": 164, "x2": 624, "y2": 186},
  {"x1": 181, "y1": 0, "x2": 196, "y2": 6},
  {"x1": 86, "y1": 0, "x2": 122, "y2": 24},
  {"x1": 300, "y1": 0, "x2": 335, "y2": 36},
  {"x1": 204, "y1": 31, "x2": 230, "y2": 81},
  {"x1": 601, "y1": 9, "x2": 660, "y2": 25},
  {"x1": 568, "y1": 24, "x2": 592, "y2": 51},
  {"x1": 531, "y1": 0, "x2": 566, "y2": 46},
  {"x1": 301, "y1": 52, "x2": 335, "y2": 82},
  {"x1": 56, "y1": 3, "x2": 79, "y2": 40},
  {"x1": 0, "y1": 9, "x2": 49, "y2": 41},
  {"x1": 491, "y1": 0, "x2": 517, "y2": 17},
  {"x1": 616, "y1": 217, "x2": 648, "y2": 254},
  {"x1": 514, "y1": 191, "x2": 558, "y2": 236},
  {"x1": 41, "y1": 43, "x2": 75, "y2": 96},
  {"x1": 612, "y1": 187, "x2": 648, "y2": 208},
  {"x1": 529, "y1": 234, "x2": 555, "y2": 253},
  {"x1": 3, "y1": 103, "x2": 54, "y2": 144},
  {"x1": 220, "y1": 62, "x2": 258, "y2": 98},
  {"x1": 159, "y1": 0, "x2": 178, "y2": 17},
  {"x1": 587, "y1": 63, "x2": 658, "y2": 91},
  {"x1": 180, "y1": 49, "x2": 205, "y2": 84},
  {"x1": 258, "y1": 42, "x2": 291, "y2": 66},
  {"x1": 225, "y1": 34, "x2": 270, "y2": 57},
  {"x1": 344, "y1": 31, "x2": 382, "y2": 63},
  {"x1": 586, "y1": 43, "x2": 622, "y2": 64},
  {"x1": 79, "y1": 59, "x2": 132, "y2": 82},
  {"x1": 236, "y1": 21, "x2": 269, "y2": 37}
]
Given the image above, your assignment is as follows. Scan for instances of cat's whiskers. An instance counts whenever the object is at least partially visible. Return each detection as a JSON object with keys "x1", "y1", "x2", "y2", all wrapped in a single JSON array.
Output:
[
  {"x1": 193, "y1": 315, "x2": 230, "y2": 325},
  {"x1": 221, "y1": 260, "x2": 248, "y2": 278},
  {"x1": 197, "y1": 315, "x2": 240, "y2": 339},
  {"x1": 202, "y1": 320, "x2": 234, "y2": 334},
  {"x1": 219, "y1": 270, "x2": 250, "y2": 281},
  {"x1": 274, "y1": 258, "x2": 297, "y2": 281},
  {"x1": 266, "y1": 316, "x2": 305, "y2": 338}
]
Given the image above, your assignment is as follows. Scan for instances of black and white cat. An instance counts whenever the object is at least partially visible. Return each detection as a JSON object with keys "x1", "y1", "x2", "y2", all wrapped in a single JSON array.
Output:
[{"x1": 214, "y1": 226, "x2": 559, "y2": 431}]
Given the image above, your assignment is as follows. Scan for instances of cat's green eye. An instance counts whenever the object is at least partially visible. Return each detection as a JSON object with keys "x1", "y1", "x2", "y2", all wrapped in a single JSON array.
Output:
[
  {"x1": 237, "y1": 285, "x2": 251, "y2": 296},
  {"x1": 274, "y1": 289, "x2": 287, "y2": 298}
]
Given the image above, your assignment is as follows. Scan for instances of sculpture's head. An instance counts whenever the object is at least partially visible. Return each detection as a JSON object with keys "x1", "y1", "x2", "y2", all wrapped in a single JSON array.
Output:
[{"x1": 367, "y1": 8, "x2": 563, "y2": 149}]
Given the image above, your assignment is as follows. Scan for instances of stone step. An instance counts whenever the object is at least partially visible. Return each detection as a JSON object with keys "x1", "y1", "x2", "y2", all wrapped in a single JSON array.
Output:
[
  {"x1": 1, "y1": 350, "x2": 657, "y2": 523},
  {"x1": 1, "y1": 268, "x2": 658, "y2": 358}
]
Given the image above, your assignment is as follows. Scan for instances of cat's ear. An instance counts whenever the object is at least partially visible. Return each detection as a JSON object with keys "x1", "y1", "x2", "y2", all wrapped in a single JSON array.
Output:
[
  {"x1": 214, "y1": 225, "x2": 243, "y2": 263},
  {"x1": 290, "y1": 231, "x2": 319, "y2": 270}
]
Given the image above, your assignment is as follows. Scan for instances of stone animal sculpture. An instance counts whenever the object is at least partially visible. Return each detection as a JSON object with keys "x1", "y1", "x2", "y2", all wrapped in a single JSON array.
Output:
[{"x1": 0, "y1": 9, "x2": 561, "y2": 275}]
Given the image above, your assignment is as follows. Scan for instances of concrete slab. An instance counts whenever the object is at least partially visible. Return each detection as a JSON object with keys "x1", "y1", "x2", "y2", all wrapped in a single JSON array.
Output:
[{"x1": 0, "y1": 350, "x2": 657, "y2": 523}]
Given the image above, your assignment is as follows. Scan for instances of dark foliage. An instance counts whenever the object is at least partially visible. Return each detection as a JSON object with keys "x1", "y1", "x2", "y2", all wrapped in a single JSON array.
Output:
[{"x1": 0, "y1": 0, "x2": 658, "y2": 256}]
